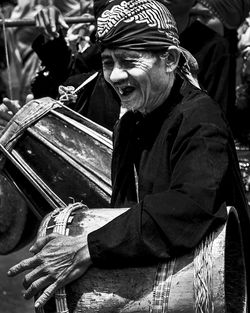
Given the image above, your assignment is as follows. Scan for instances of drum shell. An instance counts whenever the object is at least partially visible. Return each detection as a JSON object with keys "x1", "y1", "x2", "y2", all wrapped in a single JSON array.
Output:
[
  {"x1": 39, "y1": 206, "x2": 247, "y2": 313},
  {"x1": 0, "y1": 98, "x2": 112, "y2": 254},
  {"x1": 5, "y1": 105, "x2": 112, "y2": 211}
]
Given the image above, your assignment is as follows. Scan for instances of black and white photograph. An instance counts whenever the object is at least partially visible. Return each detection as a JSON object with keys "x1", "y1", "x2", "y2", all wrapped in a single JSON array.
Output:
[{"x1": 1, "y1": 0, "x2": 250, "y2": 312}]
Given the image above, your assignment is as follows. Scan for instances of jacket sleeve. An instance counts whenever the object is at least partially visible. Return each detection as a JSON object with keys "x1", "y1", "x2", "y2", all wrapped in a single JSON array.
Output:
[{"x1": 88, "y1": 118, "x2": 229, "y2": 268}]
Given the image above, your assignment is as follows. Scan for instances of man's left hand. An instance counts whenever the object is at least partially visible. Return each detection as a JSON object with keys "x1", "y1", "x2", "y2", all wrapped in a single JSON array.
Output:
[
  {"x1": 8, "y1": 232, "x2": 92, "y2": 309},
  {"x1": 0, "y1": 94, "x2": 34, "y2": 128}
]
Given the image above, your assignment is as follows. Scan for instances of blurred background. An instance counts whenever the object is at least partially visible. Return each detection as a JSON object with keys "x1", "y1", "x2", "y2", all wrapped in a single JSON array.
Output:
[{"x1": 0, "y1": 245, "x2": 34, "y2": 313}]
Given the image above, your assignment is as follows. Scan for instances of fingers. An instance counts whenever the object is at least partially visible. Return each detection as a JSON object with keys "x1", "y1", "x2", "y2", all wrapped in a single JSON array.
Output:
[
  {"x1": 34, "y1": 281, "x2": 59, "y2": 309},
  {"x1": 35, "y1": 12, "x2": 46, "y2": 34},
  {"x1": 58, "y1": 14, "x2": 69, "y2": 30},
  {"x1": 0, "y1": 106, "x2": 13, "y2": 122},
  {"x1": 22, "y1": 264, "x2": 45, "y2": 290},
  {"x1": 29, "y1": 233, "x2": 59, "y2": 254},
  {"x1": 0, "y1": 96, "x2": 32, "y2": 127},
  {"x1": 48, "y1": 5, "x2": 57, "y2": 34},
  {"x1": 35, "y1": 6, "x2": 68, "y2": 40},
  {"x1": 23, "y1": 275, "x2": 52, "y2": 300},
  {"x1": 2, "y1": 97, "x2": 20, "y2": 114},
  {"x1": 7, "y1": 255, "x2": 38, "y2": 277},
  {"x1": 39, "y1": 9, "x2": 55, "y2": 39},
  {"x1": 0, "y1": 98, "x2": 20, "y2": 124},
  {"x1": 32, "y1": 252, "x2": 92, "y2": 309},
  {"x1": 26, "y1": 94, "x2": 34, "y2": 103},
  {"x1": 0, "y1": 119, "x2": 8, "y2": 128},
  {"x1": 12, "y1": 239, "x2": 92, "y2": 308}
]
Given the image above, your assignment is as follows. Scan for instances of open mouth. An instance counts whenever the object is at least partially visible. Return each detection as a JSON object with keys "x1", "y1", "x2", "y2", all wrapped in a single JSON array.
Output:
[{"x1": 118, "y1": 86, "x2": 135, "y2": 97}]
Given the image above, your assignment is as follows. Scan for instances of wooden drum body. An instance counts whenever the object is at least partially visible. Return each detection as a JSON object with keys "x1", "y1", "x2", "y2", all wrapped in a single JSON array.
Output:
[
  {"x1": 0, "y1": 97, "x2": 112, "y2": 253},
  {"x1": 38, "y1": 204, "x2": 247, "y2": 313}
]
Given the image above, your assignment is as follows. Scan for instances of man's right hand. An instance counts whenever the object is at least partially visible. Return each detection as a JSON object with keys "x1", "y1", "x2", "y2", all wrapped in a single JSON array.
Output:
[{"x1": 35, "y1": 4, "x2": 69, "y2": 40}]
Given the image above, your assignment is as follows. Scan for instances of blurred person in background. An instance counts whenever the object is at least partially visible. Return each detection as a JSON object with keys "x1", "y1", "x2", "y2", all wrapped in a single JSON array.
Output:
[
  {"x1": 189, "y1": 0, "x2": 250, "y2": 137},
  {"x1": 5, "y1": 0, "x2": 92, "y2": 105},
  {"x1": 0, "y1": 0, "x2": 17, "y2": 103},
  {"x1": 185, "y1": 0, "x2": 250, "y2": 124},
  {"x1": 235, "y1": 12, "x2": 250, "y2": 145}
]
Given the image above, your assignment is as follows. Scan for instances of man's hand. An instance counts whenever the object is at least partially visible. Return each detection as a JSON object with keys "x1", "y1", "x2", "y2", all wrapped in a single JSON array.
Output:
[
  {"x1": 35, "y1": 4, "x2": 69, "y2": 40},
  {"x1": 8, "y1": 233, "x2": 92, "y2": 309},
  {"x1": 0, "y1": 94, "x2": 34, "y2": 128},
  {"x1": 0, "y1": 98, "x2": 21, "y2": 128}
]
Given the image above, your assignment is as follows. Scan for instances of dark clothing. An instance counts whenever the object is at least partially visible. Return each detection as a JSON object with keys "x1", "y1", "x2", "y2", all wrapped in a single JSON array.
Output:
[
  {"x1": 64, "y1": 72, "x2": 120, "y2": 130},
  {"x1": 180, "y1": 21, "x2": 234, "y2": 118},
  {"x1": 32, "y1": 33, "x2": 102, "y2": 86},
  {"x1": 88, "y1": 77, "x2": 250, "y2": 297}
]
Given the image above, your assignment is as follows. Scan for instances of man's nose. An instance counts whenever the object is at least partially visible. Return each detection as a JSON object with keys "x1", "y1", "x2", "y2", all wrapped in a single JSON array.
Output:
[{"x1": 109, "y1": 66, "x2": 128, "y2": 83}]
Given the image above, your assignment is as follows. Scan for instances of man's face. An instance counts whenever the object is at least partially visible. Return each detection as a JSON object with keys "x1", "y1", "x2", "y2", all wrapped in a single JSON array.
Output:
[{"x1": 101, "y1": 48, "x2": 172, "y2": 114}]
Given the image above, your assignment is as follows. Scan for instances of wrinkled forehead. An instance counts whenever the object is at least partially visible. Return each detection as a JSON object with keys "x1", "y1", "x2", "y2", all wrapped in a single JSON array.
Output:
[{"x1": 101, "y1": 48, "x2": 154, "y2": 60}]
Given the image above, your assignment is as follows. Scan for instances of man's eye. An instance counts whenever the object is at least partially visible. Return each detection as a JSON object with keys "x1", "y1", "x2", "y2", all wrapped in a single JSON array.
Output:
[
  {"x1": 102, "y1": 60, "x2": 114, "y2": 69},
  {"x1": 120, "y1": 59, "x2": 135, "y2": 68}
]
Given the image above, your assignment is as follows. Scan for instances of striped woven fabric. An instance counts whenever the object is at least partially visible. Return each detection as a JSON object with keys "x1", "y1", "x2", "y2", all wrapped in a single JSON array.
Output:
[{"x1": 152, "y1": 259, "x2": 176, "y2": 313}]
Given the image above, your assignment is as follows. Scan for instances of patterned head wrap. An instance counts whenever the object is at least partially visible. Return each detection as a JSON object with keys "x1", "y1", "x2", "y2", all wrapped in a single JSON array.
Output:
[
  {"x1": 198, "y1": 0, "x2": 250, "y2": 29},
  {"x1": 94, "y1": 0, "x2": 199, "y2": 83}
]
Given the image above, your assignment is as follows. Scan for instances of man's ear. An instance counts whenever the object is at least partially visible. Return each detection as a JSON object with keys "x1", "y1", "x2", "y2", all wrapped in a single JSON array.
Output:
[{"x1": 164, "y1": 46, "x2": 180, "y2": 73}]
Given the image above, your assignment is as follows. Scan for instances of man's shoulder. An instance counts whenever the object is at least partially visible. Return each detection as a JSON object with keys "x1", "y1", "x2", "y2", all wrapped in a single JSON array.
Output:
[{"x1": 177, "y1": 87, "x2": 228, "y2": 129}]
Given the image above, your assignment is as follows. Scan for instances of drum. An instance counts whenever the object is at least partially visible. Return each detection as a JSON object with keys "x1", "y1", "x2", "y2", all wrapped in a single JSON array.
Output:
[
  {"x1": 37, "y1": 204, "x2": 247, "y2": 313},
  {"x1": 0, "y1": 97, "x2": 112, "y2": 254}
]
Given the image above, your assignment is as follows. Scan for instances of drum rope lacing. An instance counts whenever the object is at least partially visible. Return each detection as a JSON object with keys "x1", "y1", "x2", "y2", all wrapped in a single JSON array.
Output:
[
  {"x1": 37, "y1": 202, "x2": 88, "y2": 313},
  {"x1": 194, "y1": 231, "x2": 215, "y2": 313}
]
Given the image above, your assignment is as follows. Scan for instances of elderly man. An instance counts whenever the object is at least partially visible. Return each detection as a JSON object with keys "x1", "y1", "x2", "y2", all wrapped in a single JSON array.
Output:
[{"x1": 8, "y1": 0, "x2": 250, "y2": 309}]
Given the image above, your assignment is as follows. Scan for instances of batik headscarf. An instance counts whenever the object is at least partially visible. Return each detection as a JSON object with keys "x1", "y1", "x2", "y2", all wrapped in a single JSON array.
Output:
[
  {"x1": 198, "y1": 0, "x2": 250, "y2": 29},
  {"x1": 94, "y1": 0, "x2": 199, "y2": 86}
]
